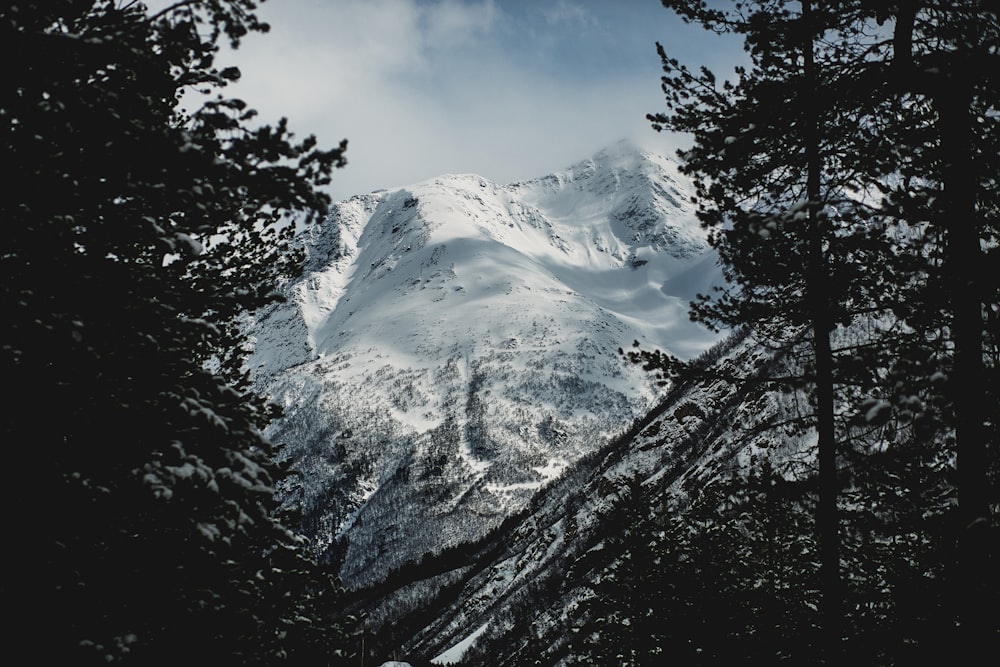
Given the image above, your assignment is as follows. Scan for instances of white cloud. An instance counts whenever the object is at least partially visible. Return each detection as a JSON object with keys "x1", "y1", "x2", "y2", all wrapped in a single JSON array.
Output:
[
  {"x1": 541, "y1": 0, "x2": 598, "y2": 29},
  {"x1": 418, "y1": 0, "x2": 500, "y2": 53},
  {"x1": 156, "y1": 0, "x2": 740, "y2": 201}
]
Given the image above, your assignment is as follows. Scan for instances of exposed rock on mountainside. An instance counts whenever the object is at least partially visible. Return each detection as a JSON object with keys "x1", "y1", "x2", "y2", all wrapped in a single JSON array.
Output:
[
  {"x1": 366, "y1": 330, "x2": 811, "y2": 665},
  {"x1": 247, "y1": 139, "x2": 723, "y2": 588}
]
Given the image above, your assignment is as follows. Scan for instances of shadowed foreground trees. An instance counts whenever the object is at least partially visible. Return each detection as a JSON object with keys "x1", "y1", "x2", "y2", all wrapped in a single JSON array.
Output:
[
  {"x1": 621, "y1": 0, "x2": 1000, "y2": 663},
  {"x1": 562, "y1": 458, "x2": 958, "y2": 666},
  {"x1": 1, "y1": 1, "x2": 355, "y2": 663}
]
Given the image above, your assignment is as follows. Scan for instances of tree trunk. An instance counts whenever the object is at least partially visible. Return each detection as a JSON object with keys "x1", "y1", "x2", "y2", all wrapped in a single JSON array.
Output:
[
  {"x1": 802, "y1": 1, "x2": 842, "y2": 663},
  {"x1": 937, "y1": 78, "x2": 992, "y2": 659},
  {"x1": 890, "y1": 2, "x2": 994, "y2": 654}
]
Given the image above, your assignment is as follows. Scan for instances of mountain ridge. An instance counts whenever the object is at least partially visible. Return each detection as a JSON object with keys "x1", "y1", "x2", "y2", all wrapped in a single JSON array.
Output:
[
  {"x1": 247, "y1": 139, "x2": 724, "y2": 588},
  {"x1": 350, "y1": 330, "x2": 812, "y2": 666}
]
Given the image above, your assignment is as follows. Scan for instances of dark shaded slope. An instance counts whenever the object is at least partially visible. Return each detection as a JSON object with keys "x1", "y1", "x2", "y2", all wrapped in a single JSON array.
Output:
[{"x1": 344, "y1": 330, "x2": 803, "y2": 665}]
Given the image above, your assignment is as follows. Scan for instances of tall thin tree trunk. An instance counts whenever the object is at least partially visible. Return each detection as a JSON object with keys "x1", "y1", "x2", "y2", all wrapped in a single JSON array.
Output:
[
  {"x1": 937, "y1": 78, "x2": 991, "y2": 658},
  {"x1": 891, "y1": 4, "x2": 994, "y2": 651},
  {"x1": 802, "y1": 1, "x2": 842, "y2": 662}
]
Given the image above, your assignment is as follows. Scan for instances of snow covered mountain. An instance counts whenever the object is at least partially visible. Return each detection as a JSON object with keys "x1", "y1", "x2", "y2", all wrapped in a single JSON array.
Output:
[
  {"x1": 347, "y1": 330, "x2": 811, "y2": 666},
  {"x1": 247, "y1": 139, "x2": 723, "y2": 588}
]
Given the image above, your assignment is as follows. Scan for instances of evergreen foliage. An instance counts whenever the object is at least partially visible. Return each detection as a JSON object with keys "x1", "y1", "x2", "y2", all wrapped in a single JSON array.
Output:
[
  {"x1": 561, "y1": 455, "x2": 963, "y2": 666},
  {"x1": 612, "y1": 0, "x2": 1000, "y2": 662},
  {"x1": 1, "y1": 1, "x2": 356, "y2": 663}
]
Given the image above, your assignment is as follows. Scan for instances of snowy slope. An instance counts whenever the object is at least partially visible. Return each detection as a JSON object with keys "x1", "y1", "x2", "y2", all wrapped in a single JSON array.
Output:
[
  {"x1": 247, "y1": 139, "x2": 723, "y2": 587},
  {"x1": 348, "y1": 331, "x2": 817, "y2": 666}
]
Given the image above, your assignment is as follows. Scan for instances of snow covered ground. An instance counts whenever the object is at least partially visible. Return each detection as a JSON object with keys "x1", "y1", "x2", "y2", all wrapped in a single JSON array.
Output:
[{"x1": 431, "y1": 621, "x2": 491, "y2": 665}]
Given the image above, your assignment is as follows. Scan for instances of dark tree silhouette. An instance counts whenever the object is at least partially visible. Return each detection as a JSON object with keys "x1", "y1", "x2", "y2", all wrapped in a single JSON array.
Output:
[
  {"x1": 1, "y1": 1, "x2": 355, "y2": 664},
  {"x1": 640, "y1": 0, "x2": 1000, "y2": 661}
]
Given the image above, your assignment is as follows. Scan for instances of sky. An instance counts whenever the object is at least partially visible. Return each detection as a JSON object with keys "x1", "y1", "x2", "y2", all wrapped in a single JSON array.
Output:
[{"x1": 205, "y1": 0, "x2": 744, "y2": 202}]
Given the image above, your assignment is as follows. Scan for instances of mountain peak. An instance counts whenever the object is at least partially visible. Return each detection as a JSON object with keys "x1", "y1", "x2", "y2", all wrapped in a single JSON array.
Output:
[
  {"x1": 506, "y1": 140, "x2": 704, "y2": 262},
  {"x1": 583, "y1": 136, "x2": 666, "y2": 167},
  {"x1": 248, "y1": 142, "x2": 722, "y2": 586}
]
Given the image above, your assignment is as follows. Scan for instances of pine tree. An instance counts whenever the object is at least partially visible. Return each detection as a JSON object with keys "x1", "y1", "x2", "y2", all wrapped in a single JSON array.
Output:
[
  {"x1": 564, "y1": 466, "x2": 821, "y2": 666},
  {"x1": 646, "y1": 2, "x2": 902, "y2": 659},
  {"x1": 1, "y1": 1, "x2": 354, "y2": 663},
  {"x1": 873, "y1": 4, "x2": 1000, "y2": 653},
  {"x1": 646, "y1": 0, "x2": 1000, "y2": 660}
]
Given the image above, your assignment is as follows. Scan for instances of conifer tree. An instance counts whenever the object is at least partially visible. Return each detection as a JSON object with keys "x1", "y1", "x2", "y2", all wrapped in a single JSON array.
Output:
[
  {"x1": 646, "y1": 0, "x2": 1000, "y2": 659},
  {"x1": 1, "y1": 1, "x2": 354, "y2": 663},
  {"x1": 868, "y1": 2, "x2": 1000, "y2": 653},
  {"x1": 646, "y1": 2, "x2": 901, "y2": 659}
]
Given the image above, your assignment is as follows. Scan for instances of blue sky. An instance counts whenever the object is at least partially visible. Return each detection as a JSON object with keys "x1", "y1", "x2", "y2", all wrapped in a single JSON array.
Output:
[{"x1": 215, "y1": 0, "x2": 744, "y2": 201}]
